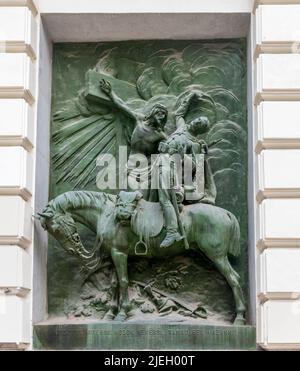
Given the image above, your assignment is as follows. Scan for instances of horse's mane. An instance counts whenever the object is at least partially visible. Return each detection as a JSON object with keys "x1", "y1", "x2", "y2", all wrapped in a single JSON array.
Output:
[{"x1": 43, "y1": 191, "x2": 115, "y2": 215}]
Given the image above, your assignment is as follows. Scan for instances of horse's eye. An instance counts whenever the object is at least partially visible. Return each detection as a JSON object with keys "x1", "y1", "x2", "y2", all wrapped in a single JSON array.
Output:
[
  {"x1": 73, "y1": 234, "x2": 80, "y2": 242},
  {"x1": 52, "y1": 224, "x2": 60, "y2": 232}
]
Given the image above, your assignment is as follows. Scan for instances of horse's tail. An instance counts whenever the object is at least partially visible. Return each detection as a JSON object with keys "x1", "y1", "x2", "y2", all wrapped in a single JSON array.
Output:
[{"x1": 228, "y1": 212, "x2": 241, "y2": 257}]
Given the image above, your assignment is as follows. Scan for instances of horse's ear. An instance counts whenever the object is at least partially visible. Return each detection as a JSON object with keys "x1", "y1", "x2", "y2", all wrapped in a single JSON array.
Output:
[
  {"x1": 36, "y1": 214, "x2": 48, "y2": 230},
  {"x1": 38, "y1": 212, "x2": 52, "y2": 219},
  {"x1": 134, "y1": 191, "x2": 143, "y2": 201}
]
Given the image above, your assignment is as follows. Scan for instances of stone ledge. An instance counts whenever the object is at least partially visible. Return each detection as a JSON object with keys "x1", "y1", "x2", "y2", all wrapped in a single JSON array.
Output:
[
  {"x1": 257, "y1": 238, "x2": 300, "y2": 252},
  {"x1": 0, "y1": 0, "x2": 38, "y2": 16},
  {"x1": 256, "y1": 189, "x2": 300, "y2": 203},
  {"x1": 258, "y1": 292, "x2": 300, "y2": 303},
  {"x1": 255, "y1": 139, "x2": 300, "y2": 153},
  {"x1": 2, "y1": 42, "x2": 36, "y2": 61},
  {"x1": 0, "y1": 136, "x2": 33, "y2": 152},
  {"x1": 0, "y1": 187, "x2": 32, "y2": 201},
  {"x1": 33, "y1": 323, "x2": 256, "y2": 351},
  {"x1": 0, "y1": 236, "x2": 31, "y2": 249},
  {"x1": 254, "y1": 42, "x2": 300, "y2": 58},
  {"x1": 259, "y1": 342, "x2": 300, "y2": 350},
  {"x1": 43, "y1": 13, "x2": 250, "y2": 43},
  {"x1": 0, "y1": 88, "x2": 35, "y2": 105},
  {"x1": 0, "y1": 287, "x2": 30, "y2": 297},
  {"x1": 0, "y1": 342, "x2": 28, "y2": 350},
  {"x1": 255, "y1": 90, "x2": 300, "y2": 106},
  {"x1": 254, "y1": 0, "x2": 300, "y2": 12}
]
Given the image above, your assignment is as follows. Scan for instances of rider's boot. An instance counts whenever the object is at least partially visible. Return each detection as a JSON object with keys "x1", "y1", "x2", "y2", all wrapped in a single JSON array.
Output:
[
  {"x1": 159, "y1": 201, "x2": 183, "y2": 248},
  {"x1": 160, "y1": 229, "x2": 183, "y2": 248}
]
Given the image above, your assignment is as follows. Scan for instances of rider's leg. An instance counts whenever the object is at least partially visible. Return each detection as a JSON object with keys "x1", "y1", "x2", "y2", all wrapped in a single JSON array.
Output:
[
  {"x1": 158, "y1": 158, "x2": 183, "y2": 248},
  {"x1": 202, "y1": 159, "x2": 217, "y2": 205},
  {"x1": 158, "y1": 188, "x2": 183, "y2": 248}
]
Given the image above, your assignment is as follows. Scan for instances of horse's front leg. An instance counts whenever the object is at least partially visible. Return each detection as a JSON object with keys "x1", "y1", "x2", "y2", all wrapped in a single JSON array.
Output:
[
  {"x1": 111, "y1": 247, "x2": 130, "y2": 321},
  {"x1": 103, "y1": 269, "x2": 119, "y2": 320}
]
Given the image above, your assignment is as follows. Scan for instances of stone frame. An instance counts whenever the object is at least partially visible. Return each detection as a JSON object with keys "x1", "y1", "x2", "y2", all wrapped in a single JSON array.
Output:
[{"x1": 32, "y1": 10, "x2": 256, "y2": 349}]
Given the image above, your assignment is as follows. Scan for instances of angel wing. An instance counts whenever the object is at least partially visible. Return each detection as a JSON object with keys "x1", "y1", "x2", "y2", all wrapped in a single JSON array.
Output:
[{"x1": 52, "y1": 91, "x2": 129, "y2": 189}]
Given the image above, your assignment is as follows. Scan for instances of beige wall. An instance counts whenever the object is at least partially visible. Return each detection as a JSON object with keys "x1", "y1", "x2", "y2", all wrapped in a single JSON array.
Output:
[
  {"x1": 253, "y1": 0, "x2": 300, "y2": 350},
  {"x1": 0, "y1": 0, "x2": 38, "y2": 349},
  {"x1": 34, "y1": 0, "x2": 253, "y2": 14}
]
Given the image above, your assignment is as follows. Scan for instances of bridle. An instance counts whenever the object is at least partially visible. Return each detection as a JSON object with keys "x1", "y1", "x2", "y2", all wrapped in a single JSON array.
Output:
[{"x1": 52, "y1": 215, "x2": 78, "y2": 246}]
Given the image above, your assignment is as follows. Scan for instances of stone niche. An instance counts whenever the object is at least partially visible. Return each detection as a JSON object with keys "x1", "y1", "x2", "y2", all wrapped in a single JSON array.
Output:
[{"x1": 33, "y1": 39, "x2": 255, "y2": 350}]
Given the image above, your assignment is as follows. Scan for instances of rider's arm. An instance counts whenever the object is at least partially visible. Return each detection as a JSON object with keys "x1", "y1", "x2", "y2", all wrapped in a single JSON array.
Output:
[{"x1": 175, "y1": 91, "x2": 199, "y2": 128}]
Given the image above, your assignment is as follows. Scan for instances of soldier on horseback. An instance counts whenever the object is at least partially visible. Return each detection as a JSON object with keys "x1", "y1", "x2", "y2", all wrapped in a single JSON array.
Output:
[
  {"x1": 38, "y1": 88, "x2": 244, "y2": 324},
  {"x1": 100, "y1": 80, "x2": 218, "y2": 249},
  {"x1": 100, "y1": 79, "x2": 183, "y2": 248}
]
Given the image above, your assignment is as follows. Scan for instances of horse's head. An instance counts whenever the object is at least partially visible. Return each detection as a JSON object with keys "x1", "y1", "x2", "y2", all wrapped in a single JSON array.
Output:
[
  {"x1": 37, "y1": 207, "x2": 96, "y2": 264},
  {"x1": 115, "y1": 191, "x2": 143, "y2": 225}
]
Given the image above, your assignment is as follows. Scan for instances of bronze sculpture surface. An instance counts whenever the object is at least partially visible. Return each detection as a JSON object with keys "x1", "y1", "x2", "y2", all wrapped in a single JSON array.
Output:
[
  {"x1": 39, "y1": 189, "x2": 245, "y2": 324},
  {"x1": 34, "y1": 41, "x2": 254, "y2": 350}
]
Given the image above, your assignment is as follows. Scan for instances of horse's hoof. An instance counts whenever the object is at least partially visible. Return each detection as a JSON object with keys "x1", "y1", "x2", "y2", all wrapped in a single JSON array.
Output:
[
  {"x1": 233, "y1": 315, "x2": 246, "y2": 326},
  {"x1": 103, "y1": 310, "x2": 115, "y2": 321},
  {"x1": 103, "y1": 316, "x2": 114, "y2": 321},
  {"x1": 114, "y1": 312, "x2": 127, "y2": 322}
]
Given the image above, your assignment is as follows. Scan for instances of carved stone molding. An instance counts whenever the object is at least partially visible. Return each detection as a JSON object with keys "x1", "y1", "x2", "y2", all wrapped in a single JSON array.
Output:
[
  {"x1": 260, "y1": 343, "x2": 300, "y2": 350},
  {"x1": 254, "y1": 42, "x2": 300, "y2": 59},
  {"x1": 0, "y1": 343, "x2": 29, "y2": 350},
  {"x1": 0, "y1": 187, "x2": 32, "y2": 201},
  {"x1": 0, "y1": 88, "x2": 35, "y2": 105},
  {"x1": 258, "y1": 292, "x2": 300, "y2": 304},
  {"x1": 0, "y1": 287, "x2": 30, "y2": 297},
  {"x1": 0, "y1": 136, "x2": 33, "y2": 151},
  {"x1": 0, "y1": 0, "x2": 38, "y2": 16},
  {"x1": 3, "y1": 42, "x2": 36, "y2": 61},
  {"x1": 257, "y1": 189, "x2": 300, "y2": 203},
  {"x1": 256, "y1": 139, "x2": 300, "y2": 153},
  {"x1": 257, "y1": 238, "x2": 300, "y2": 252},
  {"x1": 255, "y1": 90, "x2": 300, "y2": 106},
  {"x1": 254, "y1": 0, "x2": 300, "y2": 12},
  {"x1": 0, "y1": 236, "x2": 31, "y2": 249}
]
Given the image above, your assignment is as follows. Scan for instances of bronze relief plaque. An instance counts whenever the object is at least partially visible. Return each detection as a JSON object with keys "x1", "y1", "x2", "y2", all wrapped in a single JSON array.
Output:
[{"x1": 34, "y1": 40, "x2": 255, "y2": 350}]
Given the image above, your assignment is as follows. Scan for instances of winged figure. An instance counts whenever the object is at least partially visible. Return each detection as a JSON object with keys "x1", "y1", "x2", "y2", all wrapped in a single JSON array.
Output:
[{"x1": 52, "y1": 43, "x2": 247, "y2": 190}]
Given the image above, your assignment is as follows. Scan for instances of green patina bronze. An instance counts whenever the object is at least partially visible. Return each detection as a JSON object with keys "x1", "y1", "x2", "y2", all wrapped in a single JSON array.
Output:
[
  {"x1": 38, "y1": 189, "x2": 245, "y2": 324},
  {"x1": 34, "y1": 323, "x2": 256, "y2": 351},
  {"x1": 35, "y1": 40, "x2": 252, "y2": 350}
]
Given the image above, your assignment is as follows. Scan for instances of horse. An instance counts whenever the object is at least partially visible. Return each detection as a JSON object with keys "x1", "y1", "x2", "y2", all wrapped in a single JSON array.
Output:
[{"x1": 37, "y1": 190, "x2": 246, "y2": 325}]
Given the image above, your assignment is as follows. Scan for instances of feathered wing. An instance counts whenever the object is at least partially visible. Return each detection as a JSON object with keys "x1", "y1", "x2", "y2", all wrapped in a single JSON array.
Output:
[
  {"x1": 52, "y1": 93, "x2": 125, "y2": 189},
  {"x1": 206, "y1": 120, "x2": 247, "y2": 174},
  {"x1": 52, "y1": 48, "x2": 148, "y2": 189}
]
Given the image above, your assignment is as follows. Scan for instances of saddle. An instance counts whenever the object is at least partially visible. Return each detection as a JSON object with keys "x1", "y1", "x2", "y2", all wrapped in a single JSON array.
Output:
[{"x1": 131, "y1": 199, "x2": 164, "y2": 239}]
